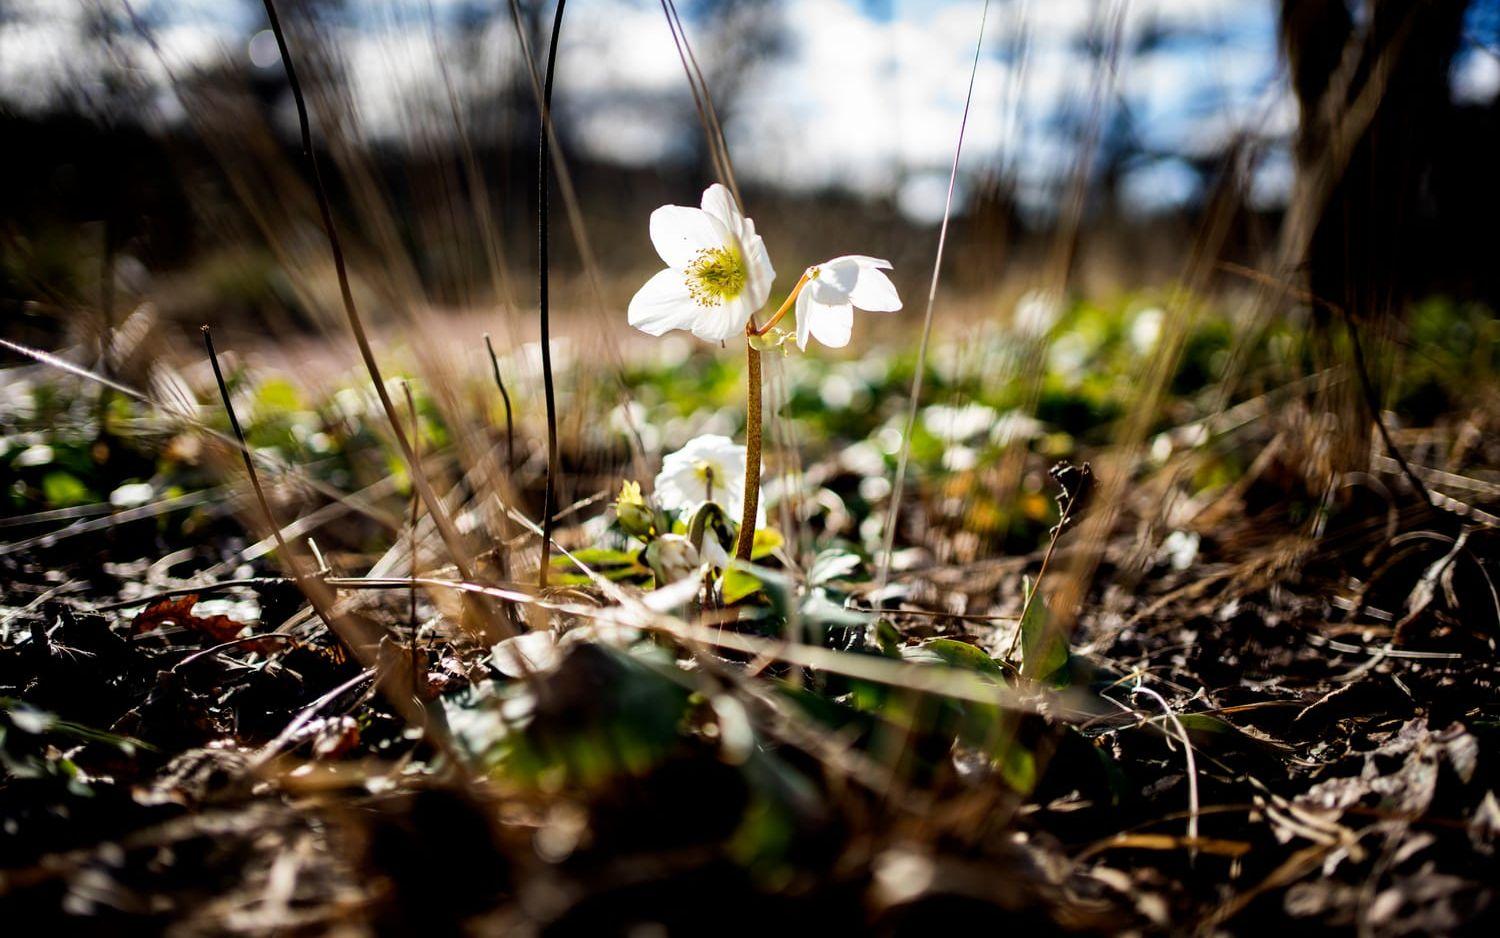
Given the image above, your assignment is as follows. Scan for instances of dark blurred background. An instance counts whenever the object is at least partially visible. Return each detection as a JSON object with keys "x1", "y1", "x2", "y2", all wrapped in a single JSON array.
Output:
[{"x1": 3, "y1": 0, "x2": 1500, "y2": 352}]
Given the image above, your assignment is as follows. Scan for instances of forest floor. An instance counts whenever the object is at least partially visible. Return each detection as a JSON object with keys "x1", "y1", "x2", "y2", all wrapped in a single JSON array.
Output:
[{"x1": 2, "y1": 297, "x2": 1498, "y2": 934}]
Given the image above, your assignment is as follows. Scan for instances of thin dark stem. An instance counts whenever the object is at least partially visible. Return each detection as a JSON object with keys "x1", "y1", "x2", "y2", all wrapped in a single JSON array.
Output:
[
  {"x1": 171, "y1": 634, "x2": 297, "y2": 673},
  {"x1": 203, "y1": 325, "x2": 335, "y2": 635},
  {"x1": 202, "y1": 327, "x2": 294, "y2": 568},
  {"x1": 536, "y1": 0, "x2": 567, "y2": 588},
  {"x1": 256, "y1": 0, "x2": 486, "y2": 596},
  {"x1": 484, "y1": 333, "x2": 516, "y2": 470},
  {"x1": 1346, "y1": 317, "x2": 1435, "y2": 510},
  {"x1": 1004, "y1": 489, "x2": 1076, "y2": 662},
  {"x1": 95, "y1": 219, "x2": 116, "y2": 440}
]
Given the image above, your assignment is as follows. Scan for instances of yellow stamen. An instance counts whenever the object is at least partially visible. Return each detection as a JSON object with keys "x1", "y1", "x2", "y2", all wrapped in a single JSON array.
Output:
[{"x1": 685, "y1": 246, "x2": 747, "y2": 307}]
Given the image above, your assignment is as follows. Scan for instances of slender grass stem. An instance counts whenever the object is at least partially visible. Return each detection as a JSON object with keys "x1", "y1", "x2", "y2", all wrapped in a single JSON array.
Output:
[
  {"x1": 255, "y1": 0, "x2": 487, "y2": 601},
  {"x1": 1004, "y1": 487, "x2": 1077, "y2": 661},
  {"x1": 877, "y1": 0, "x2": 991, "y2": 586},
  {"x1": 536, "y1": 0, "x2": 567, "y2": 588},
  {"x1": 402, "y1": 381, "x2": 421, "y2": 687},
  {"x1": 201, "y1": 326, "x2": 301, "y2": 588}
]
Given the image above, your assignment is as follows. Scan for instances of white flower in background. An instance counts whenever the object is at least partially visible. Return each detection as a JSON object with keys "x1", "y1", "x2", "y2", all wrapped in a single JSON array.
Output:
[
  {"x1": 491, "y1": 630, "x2": 560, "y2": 678},
  {"x1": 794, "y1": 255, "x2": 902, "y2": 350},
  {"x1": 923, "y1": 402, "x2": 998, "y2": 444},
  {"x1": 1158, "y1": 530, "x2": 1200, "y2": 571},
  {"x1": 628, "y1": 184, "x2": 775, "y2": 342},
  {"x1": 654, "y1": 433, "x2": 754, "y2": 520},
  {"x1": 990, "y1": 411, "x2": 1046, "y2": 446},
  {"x1": 109, "y1": 482, "x2": 156, "y2": 508},
  {"x1": 1129, "y1": 307, "x2": 1165, "y2": 354},
  {"x1": 1014, "y1": 287, "x2": 1062, "y2": 338}
]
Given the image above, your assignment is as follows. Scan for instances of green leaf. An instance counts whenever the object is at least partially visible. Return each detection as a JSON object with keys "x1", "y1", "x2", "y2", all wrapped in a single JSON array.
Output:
[
  {"x1": 871, "y1": 618, "x2": 902, "y2": 657},
  {"x1": 807, "y1": 549, "x2": 863, "y2": 587},
  {"x1": 721, "y1": 565, "x2": 764, "y2": 605},
  {"x1": 1019, "y1": 576, "x2": 1069, "y2": 684},
  {"x1": 901, "y1": 638, "x2": 1006, "y2": 678},
  {"x1": 552, "y1": 547, "x2": 643, "y2": 568},
  {"x1": 42, "y1": 471, "x2": 92, "y2": 508},
  {"x1": 1, "y1": 698, "x2": 153, "y2": 753},
  {"x1": 996, "y1": 741, "x2": 1038, "y2": 794},
  {"x1": 252, "y1": 377, "x2": 303, "y2": 416},
  {"x1": 751, "y1": 526, "x2": 784, "y2": 560}
]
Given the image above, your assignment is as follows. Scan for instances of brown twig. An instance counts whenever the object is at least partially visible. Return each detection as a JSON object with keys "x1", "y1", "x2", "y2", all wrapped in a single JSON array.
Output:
[
  {"x1": 484, "y1": 333, "x2": 516, "y2": 471},
  {"x1": 402, "y1": 380, "x2": 421, "y2": 689},
  {"x1": 1004, "y1": 485, "x2": 1079, "y2": 662}
]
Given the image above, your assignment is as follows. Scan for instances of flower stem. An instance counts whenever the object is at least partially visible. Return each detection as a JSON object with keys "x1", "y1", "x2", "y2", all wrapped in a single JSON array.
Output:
[
  {"x1": 733, "y1": 341, "x2": 762, "y2": 561},
  {"x1": 750, "y1": 270, "x2": 809, "y2": 337}
]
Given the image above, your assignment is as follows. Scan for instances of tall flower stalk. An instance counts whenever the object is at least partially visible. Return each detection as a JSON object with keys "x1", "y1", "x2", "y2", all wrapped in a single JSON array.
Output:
[{"x1": 734, "y1": 342, "x2": 763, "y2": 559}]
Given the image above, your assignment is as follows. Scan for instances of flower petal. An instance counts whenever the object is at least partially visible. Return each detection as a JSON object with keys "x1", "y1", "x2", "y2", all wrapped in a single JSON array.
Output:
[
  {"x1": 848, "y1": 265, "x2": 902, "y2": 312},
  {"x1": 797, "y1": 293, "x2": 854, "y2": 349},
  {"x1": 649, "y1": 205, "x2": 728, "y2": 269},
  {"x1": 795, "y1": 287, "x2": 815, "y2": 350},
  {"x1": 628, "y1": 268, "x2": 697, "y2": 336},
  {"x1": 808, "y1": 301, "x2": 854, "y2": 348},
  {"x1": 808, "y1": 277, "x2": 850, "y2": 305},
  {"x1": 690, "y1": 295, "x2": 751, "y2": 343},
  {"x1": 700, "y1": 183, "x2": 743, "y2": 233},
  {"x1": 741, "y1": 228, "x2": 776, "y2": 310},
  {"x1": 814, "y1": 256, "x2": 862, "y2": 296}
]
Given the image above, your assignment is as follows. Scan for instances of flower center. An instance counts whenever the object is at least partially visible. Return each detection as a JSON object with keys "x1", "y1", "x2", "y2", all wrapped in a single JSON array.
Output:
[{"x1": 685, "y1": 246, "x2": 747, "y2": 307}]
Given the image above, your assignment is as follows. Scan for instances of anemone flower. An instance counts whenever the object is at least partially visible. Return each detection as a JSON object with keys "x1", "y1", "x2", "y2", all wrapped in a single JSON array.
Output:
[
  {"x1": 653, "y1": 433, "x2": 757, "y2": 522},
  {"x1": 628, "y1": 184, "x2": 775, "y2": 343},
  {"x1": 794, "y1": 255, "x2": 902, "y2": 350}
]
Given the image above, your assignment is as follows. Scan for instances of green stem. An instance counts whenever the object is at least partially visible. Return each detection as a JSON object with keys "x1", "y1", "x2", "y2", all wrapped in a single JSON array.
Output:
[{"x1": 734, "y1": 342, "x2": 762, "y2": 561}]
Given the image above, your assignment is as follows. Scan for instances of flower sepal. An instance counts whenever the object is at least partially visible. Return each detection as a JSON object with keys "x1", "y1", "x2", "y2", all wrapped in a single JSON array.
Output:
[
  {"x1": 686, "y1": 501, "x2": 735, "y2": 571},
  {"x1": 747, "y1": 327, "x2": 795, "y2": 353}
]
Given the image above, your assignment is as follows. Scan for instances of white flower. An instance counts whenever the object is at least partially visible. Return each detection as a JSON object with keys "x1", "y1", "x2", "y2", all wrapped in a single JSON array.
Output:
[
  {"x1": 795, "y1": 255, "x2": 901, "y2": 350},
  {"x1": 654, "y1": 433, "x2": 753, "y2": 520},
  {"x1": 1129, "y1": 307, "x2": 1164, "y2": 354},
  {"x1": 109, "y1": 482, "x2": 156, "y2": 508},
  {"x1": 1158, "y1": 530, "x2": 1200, "y2": 571},
  {"x1": 628, "y1": 184, "x2": 775, "y2": 342},
  {"x1": 1014, "y1": 288, "x2": 1062, "y2": 338},
  {"x1": 922, "y1": 403, "x2": 998, "y2": 444}
]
